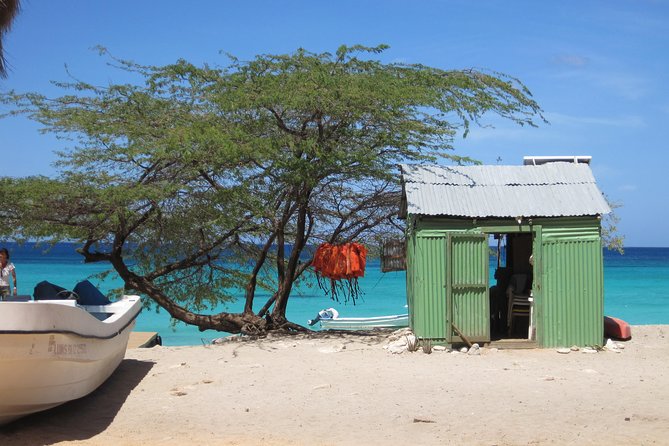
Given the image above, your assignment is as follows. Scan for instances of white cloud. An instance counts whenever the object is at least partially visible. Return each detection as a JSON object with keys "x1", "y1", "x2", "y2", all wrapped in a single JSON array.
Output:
[
  {"x1": 595, "y1": 73, "x2": 649, "y2": 101},
  {"x1": 464, "y1": 126, "x2": 525, "y2": 141},
  {"x1": 554, "y1": 69, "x2": 649, "y2": 101},
  {"x1": 548, "y1": 49, "x2": 651, "y2": 101},
  {"x1": 553, "y1": 54, "x2": 589, "y2": 68},
  {"x1": 618, "y1": 184, "x2": 638, "y2": 192},
  {"x1": 545, "y1": 112, "x2": 646, "y2": 128}
]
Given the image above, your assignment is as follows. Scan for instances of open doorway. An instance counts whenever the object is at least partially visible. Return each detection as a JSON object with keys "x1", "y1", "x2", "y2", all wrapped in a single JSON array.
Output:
[{"x1": 489, "y1": 233, "x2": 534, "y2": 340}]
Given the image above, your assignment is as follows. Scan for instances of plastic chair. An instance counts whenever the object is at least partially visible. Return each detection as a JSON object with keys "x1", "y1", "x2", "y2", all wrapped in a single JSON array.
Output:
[{"x1": 506, "y1": 274, "x2": 532, "y2": 336}]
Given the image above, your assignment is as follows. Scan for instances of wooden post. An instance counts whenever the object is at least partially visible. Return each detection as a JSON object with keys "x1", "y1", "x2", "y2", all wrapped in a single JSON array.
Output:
[{"x1": 451, "y1": 323, "x2": 472, "y2": 348}]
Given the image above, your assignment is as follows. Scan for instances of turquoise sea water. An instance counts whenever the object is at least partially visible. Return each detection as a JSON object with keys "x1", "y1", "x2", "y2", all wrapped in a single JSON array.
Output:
[{"x1": 5, "y1": 243, "x2": 669, "y2": 345}]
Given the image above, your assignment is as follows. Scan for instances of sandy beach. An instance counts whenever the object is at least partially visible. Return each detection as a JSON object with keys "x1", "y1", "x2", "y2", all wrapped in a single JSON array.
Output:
[{"x1": 1, "y1": 325, "x2": 668, "y2": 446}]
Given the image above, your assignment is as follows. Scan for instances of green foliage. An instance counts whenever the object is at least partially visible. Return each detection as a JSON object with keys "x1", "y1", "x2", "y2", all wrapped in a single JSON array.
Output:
[
  {"x1": 0, "y1": 45, "x2": 544, "y2": 333},
  {"x1": 602, "y1": 196, "x2": 625, "y2": 254}
]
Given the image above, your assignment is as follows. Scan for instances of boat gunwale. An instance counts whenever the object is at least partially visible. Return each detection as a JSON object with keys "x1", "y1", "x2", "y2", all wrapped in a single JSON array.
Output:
[
  {"x1": 0, "y1": 299, "x2": 142, "y2": 340},
  {"x1": 322, "y1": 314, "x2": 408, "y2": 322}
]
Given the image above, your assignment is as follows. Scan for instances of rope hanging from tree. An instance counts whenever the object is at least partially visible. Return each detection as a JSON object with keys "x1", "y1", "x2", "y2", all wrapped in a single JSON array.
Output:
[{"x1": 311, "y1": 242, "x2": 368, "y2": 304}]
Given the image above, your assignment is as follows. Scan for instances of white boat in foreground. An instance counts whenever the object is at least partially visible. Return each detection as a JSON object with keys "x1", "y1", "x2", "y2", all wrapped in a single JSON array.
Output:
[
  {"x1": 308, "y1": 308, "x2": 409, "y2": 331},
  {"x1": 0, "y1": 294, "x2": 142, "y2": 425}
]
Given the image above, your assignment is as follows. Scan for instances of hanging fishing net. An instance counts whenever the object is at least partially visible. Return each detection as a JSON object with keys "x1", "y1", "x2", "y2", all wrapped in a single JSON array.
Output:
[{"x1": 311, "y1": 242, "x2": 367, "y2": 304}]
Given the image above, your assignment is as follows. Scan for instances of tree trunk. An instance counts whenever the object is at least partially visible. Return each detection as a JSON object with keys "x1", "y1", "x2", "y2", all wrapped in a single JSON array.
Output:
[{"x1": 114, "y1": 252, "x2": 308, "y2": 335}]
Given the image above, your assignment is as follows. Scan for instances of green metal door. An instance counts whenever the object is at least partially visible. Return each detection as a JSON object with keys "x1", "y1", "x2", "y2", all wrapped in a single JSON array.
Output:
[{"x1": 447, "y1": 233, "x2": 490, "y2": 343}]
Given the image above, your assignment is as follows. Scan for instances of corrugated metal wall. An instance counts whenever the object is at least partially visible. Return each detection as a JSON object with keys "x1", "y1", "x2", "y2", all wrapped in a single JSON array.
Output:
[
  {"x1": 407, "y1": 233, "x2": 448, "y2": 340},
  {"x1": 449, "y1": 234, "x2": 490, "y2": 342},
  {"x1": 406, "y1": 226, "x2": 489, "y2": 343},
  {"x1": 406, "y1": 229, "x2": 415, "y2": 329},
  {"x1": 407, "y1": 216, "x2": 604, "y2": 348},
  {"x1": 537, "y1": 227, "x2": 604, "y2": 347}
]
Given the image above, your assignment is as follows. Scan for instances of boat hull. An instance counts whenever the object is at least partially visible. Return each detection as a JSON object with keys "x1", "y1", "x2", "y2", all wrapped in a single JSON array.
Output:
[
  {"x1": 604, "y1": 315, "x2": 632, "y2": 341},
  {"x1": 319, "y1": 314, "x2": 408, "y2": 331},
  {"x1": 0, "y1": 296, "x2": 141, "y2": 424}
]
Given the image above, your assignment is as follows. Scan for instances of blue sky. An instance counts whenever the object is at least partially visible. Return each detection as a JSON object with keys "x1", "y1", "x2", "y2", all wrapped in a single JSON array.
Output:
[{"x1": 1, "y1": 0, "x2": 667, "y2": 246}]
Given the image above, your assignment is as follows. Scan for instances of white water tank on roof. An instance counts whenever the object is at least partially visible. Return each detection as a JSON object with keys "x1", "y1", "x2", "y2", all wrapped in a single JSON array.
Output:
[{"x1": 523, "y1": 155, "x2": 592, "y2": 165}]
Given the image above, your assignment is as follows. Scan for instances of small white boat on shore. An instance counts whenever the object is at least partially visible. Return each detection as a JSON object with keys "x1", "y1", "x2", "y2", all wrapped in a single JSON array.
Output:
[
  {"x1": 0, "y1": 287, "x2": 142, "y2": 425},
  {"x1": 308, "y1": 308, "x2": 409, "y2": 331}
]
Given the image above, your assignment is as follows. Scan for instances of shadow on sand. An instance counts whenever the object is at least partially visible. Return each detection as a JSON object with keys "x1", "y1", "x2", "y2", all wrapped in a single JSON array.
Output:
[{"x1": 0, "y1": 358, "x2": 155, "y2": 445}]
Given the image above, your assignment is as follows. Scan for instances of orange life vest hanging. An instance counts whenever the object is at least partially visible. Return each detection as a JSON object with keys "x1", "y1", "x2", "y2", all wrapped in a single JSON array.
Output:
[{"x1": 312, "y1": 242, "x2": 368, "y2": 303}]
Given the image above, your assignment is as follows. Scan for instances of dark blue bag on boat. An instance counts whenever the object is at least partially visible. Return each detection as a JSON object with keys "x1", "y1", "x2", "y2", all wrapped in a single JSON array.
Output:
[
  {"x1": 73, "y1": 280, "x2": 111, "y2": 306},
  {"x1": 33, "y1": 281, "x2": 72, "y2": 300}
]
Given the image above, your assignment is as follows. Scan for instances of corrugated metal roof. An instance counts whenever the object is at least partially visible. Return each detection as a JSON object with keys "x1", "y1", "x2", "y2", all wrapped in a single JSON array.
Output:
[{"x1": 400, "y1": 163, "x2": 611, "y2": 218}]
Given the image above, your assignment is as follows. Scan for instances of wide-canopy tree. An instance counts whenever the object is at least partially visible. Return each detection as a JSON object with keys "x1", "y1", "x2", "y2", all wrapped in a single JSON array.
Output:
[{"x1": 0, "y1": 45, "x2": 544, "y2": 334}]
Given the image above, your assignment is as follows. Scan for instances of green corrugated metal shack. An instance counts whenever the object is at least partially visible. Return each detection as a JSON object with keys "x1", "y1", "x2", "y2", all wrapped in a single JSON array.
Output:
[{"x1": 399, "y1": 156, "x2": 611, "y2": 348}]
